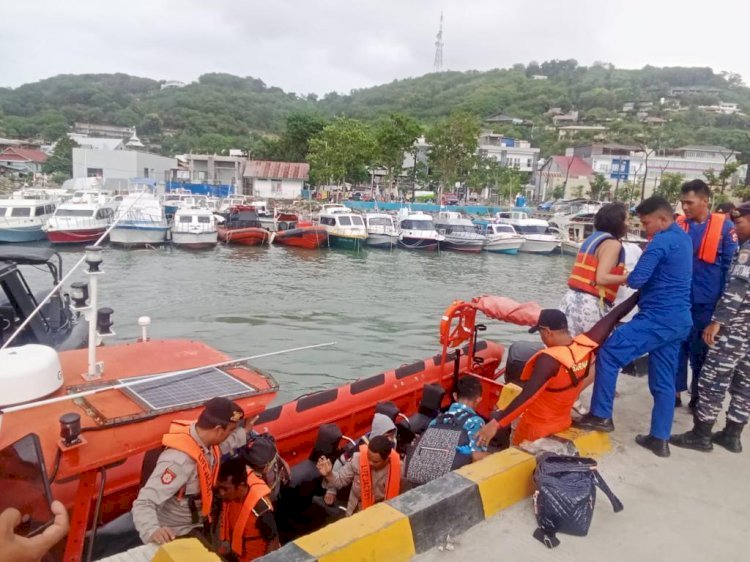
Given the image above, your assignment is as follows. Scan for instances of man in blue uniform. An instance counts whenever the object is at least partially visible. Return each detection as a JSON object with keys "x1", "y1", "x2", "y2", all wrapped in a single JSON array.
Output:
[
  {"x1": 676, "y1": 180, "x2": 738, "y2": 409},
  {"x1": 576, "y1": 196, "x2": 693, "y2": 457}
]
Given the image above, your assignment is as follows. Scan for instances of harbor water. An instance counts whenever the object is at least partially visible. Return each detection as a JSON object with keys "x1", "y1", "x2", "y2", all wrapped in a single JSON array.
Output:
[{"x1": 29, "y1": 245, "x2": 573, "y2": 401}]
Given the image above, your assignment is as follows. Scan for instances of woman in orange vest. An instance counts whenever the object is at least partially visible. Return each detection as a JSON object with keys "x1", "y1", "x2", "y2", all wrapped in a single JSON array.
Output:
[
  {"x1": 316, "y1": 435, "x2": 400, "y2": 516},
  {"x1": 476, "y1": 295, "x2": 639, "y2": 447},
  {"x1": 560, "y1": 203, "x2": 630, "y2": 336},
  {"x1": 217, "y1": 444, "x2": 279, "y2": 562}
]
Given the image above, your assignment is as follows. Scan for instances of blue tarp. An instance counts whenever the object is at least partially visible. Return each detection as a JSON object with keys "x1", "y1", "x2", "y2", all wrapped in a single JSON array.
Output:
[
  {"x1": 166, "y1": 181, "x2": 235, "y2": 198},
  {"x1": 342, "y1": 201, "x2": 533, "y2": 216}
]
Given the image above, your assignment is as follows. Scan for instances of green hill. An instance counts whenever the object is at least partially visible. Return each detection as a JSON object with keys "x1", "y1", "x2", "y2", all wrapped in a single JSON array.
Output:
[{"x1": 1, "y1": 62, "x2": 749, "y2": 158}]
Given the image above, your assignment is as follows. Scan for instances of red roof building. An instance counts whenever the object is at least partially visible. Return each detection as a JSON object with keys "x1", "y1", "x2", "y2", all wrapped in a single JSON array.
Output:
[
  {"x1": 0, "y1": 147, "x2": 48, "y2": 174},
  {"x1": 243, "y1": 160, "x2": 309, "y2": 199},
  {"x1": 538, "y1": 156, "x2": 594, "y2": 200}
]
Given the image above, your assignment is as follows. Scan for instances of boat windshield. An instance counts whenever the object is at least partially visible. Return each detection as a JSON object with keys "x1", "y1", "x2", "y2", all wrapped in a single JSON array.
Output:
[
  {"x1": 55, "y1": 208, "x2": 95, "y2": 217},
  {"x1": 11, "y1": 207, "x2": 31, "y2": 217},
  {"x1": 368, "y1": 217, "x2": 392, "y2": 227},
  {"x1": 493, "y1": 224, "x2": 516, "y2": 234},
  {"x1": 350, "y1": 215, "x2": 364, "y2": 226},
  {"x1": 446, "y1": 224, "x2": 476, "y2": 234},
  {"x1": 338, "y1": 216, "x2": 351, "y2": 226},
  {"x1": 516, "y1": 225, "x2": 551, "y2": 235},
  {"x1": 401, "y1": 219, "x2": 434, "y2": 230},
  {"x1": 197, "y1": 216, "x2": 211, "y2": 223},
  {"x1": 179, "y1": 216, "x2": 192, "y2": 223}
]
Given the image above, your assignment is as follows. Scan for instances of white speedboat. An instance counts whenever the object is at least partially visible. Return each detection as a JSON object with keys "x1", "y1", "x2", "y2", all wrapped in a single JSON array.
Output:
[
  {"x1": 317, "y1": 211, "x2": 367, "y2": 249},
  {"x1": 435, "y1": 211, "x2": 485, "y2": 253},
  {"x1": 45, "y1": 190, "x2": 115, "y2": 245},
  {"x1": 397, "y1": 209, "x2": 443, "y2": 251},
  {"x1": 364, "y1": 213, "x2": 398, "y2": 249},
  {"x1": 479, "y1": 222, "x2": 524, "y2": 255},
  {"x1": 171, "y1": 206, "x2": 218, "y2": 249},
  {"x1": 110, "y1": 188, "x2": 169, "y2": 247},
  {"x1": 495, "y1": 211, "x2": 560, "y2": 254},
  {"x1": 0, "y1": 191, "x2": 58, "y2": 242},
  {"x1": 549, "y1": 211, "x2": 597, "y2": 257}
]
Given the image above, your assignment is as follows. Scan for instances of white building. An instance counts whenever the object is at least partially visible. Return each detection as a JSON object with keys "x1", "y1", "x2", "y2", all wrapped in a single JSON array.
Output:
[
  {"x1": 68, "y1": 134, "x2": 125, "y2": 151},
  {"x1": 72, "y1": 148, "x2": 176, "y2": 189},
  {"x1": 242, "y1": 160, "x2": 309, "y2": 199},
  {"x1": 179, "y1": 154, "x2": 245, "y2": 187},
  {"x1": 477, "y1": 133, "x2": 540, "y2": 173}
]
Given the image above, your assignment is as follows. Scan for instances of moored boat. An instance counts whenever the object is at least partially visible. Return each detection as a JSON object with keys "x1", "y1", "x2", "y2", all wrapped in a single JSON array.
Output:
[
  {"x1": 218, "y1": 205, "x2": 270, "y2": 246},
  {"x1": 269, "y1": 212, "x2": 328, "y2": 249},
  {"x1": 364, "y1": 212, "x2": 398, "y2": 249},
  {"x1": 397, "y1": 209, "x2": 443, "y2": 251},
  {"x1": 0, "y1": 191, "x2": 57, "y2": 243},
  {"x1": 435, "y1": 211, "x2": 486, "y2": 253},
  {"x1": 477, "y1": 222, "x2": 525, "y2": 255},
  {"x1": 171, "y1": 206, "x2": 219, "y2": 249},
  {"x1": 44, "y1": 190, "x2": 115, "y2": 245},
  {"x1": 110, "y1": 186, "x2": 169, "y2": 247},
  {"x1": 317, "y1": 211, "x2": 367, "y2": 249},
  {"x1": 495, "y1": 211, "x2": 560, "y2": 254}
]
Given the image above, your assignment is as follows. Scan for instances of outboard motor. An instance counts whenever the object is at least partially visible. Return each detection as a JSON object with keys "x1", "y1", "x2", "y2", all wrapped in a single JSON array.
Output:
[{"x1": 505, "y1": 341, "x2": 545, "y2": 384}]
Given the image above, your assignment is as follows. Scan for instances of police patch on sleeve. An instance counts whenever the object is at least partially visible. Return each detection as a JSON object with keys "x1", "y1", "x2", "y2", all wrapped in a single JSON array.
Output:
[
  {"x1": 730, "y1": 228, "x2": 738, "y2": 244},
  {"x1": 161, "y1": 468, "x2": 177, "y2": 485}
]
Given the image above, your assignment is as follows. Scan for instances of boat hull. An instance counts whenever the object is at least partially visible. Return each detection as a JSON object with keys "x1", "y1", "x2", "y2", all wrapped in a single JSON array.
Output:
[
  {"x1": 366, "y1": 233, "x2": 398, "y2": 248},
  {"x1": 110, "y1": 225, "x2": 169, "y2": 246},
  {"x1": 0, "y1": 225, "x2": 46, "y2": 243},
  {"x1": 171, "y1": 231, "x2": 218, "y2": 249},
  {"x1": 520, "y1": 238, "x2": 561, "y2": 255},
  {"x1": 47, "y1": 227, "x2": 108, "y2": 245},
  {"x1": 439, "y1": 239, "x2": 484, "y2": 253},
  {"x1": 329, "y1": 234, "x2": 365, "y2": 250},
  {"x1": 273, "y1": 227, "x2": 328, "y2": 249},
  {"x1": 398, "y1": 236, "x2": 439, "y2": 251},
  {"x1": 561, "y1": 240, "x2": 582, "y2": 256},
  {"x1": 484, "y1": 238, "x2": 523, "y2": 255},
  {"x1": 218, "y1": 227, "x2": 269, "y2": 246}
]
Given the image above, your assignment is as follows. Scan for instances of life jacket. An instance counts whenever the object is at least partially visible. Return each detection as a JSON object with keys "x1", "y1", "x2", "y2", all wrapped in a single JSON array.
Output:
[
  {"x1": 161, "y1": 421, "x2": 220, "y2": 520},
  {"x1": 568, "y1": 232, "x2": 625, "y2": 305},
  {"x1": 404, "y1": 407, "x2": 474, "y2": 486},
  {"x1": 514, "y1": 335, "x2": 598, "y2": 445},
  {"x1": 358, "y1": 444, "x2": 400, "y2": 510},
  {"x1": 676, "y1": 213, "x2": 726, "y2": 264},
  {"x1": 220, "y1": 472, "x2": 273, "y2": 560}
]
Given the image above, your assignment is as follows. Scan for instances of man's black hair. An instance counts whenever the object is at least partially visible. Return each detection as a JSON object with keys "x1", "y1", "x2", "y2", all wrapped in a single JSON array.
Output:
[
  {"x1": 715, "y1": 201, "x2": 736, "y2": 214},
  {"x1": 680, "y1": 179, "x2": 711, "y2": 199},
  {"x1": 635, "y1": 196, "x2": 673, "y2": 217},
  {"x1": 456, "y1": 376, "x2": 483, "y2": 401},
  {"x1": 368, "y1": 435, "x2": 393, "y2": 459},
  {"x1": 196, "y1": 412, "x2": 228, "y2": 430},
  {"x1": 594, "y1": 202, "x2": 628, "y2": 238},
  {"x1": 218, "y1": 457, "x2": 247, "y2": 486}
]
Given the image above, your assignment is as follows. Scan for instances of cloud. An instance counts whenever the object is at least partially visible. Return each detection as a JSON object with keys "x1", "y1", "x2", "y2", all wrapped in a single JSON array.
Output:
[{"x1": 1, "y1": 0, "x2": 748, "y2": 94}]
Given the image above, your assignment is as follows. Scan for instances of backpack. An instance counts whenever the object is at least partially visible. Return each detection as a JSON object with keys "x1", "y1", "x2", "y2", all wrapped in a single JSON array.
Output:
[
  {"x1": 532, "y1": 454, "x2": 623, "y2": 548},
  {"x1": 404, "y1": 408, "x2": 474, "y2": 486}
]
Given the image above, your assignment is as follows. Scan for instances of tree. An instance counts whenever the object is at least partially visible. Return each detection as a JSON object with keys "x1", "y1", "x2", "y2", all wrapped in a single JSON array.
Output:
[
  {"x1": 654, "y1": 172, "x2": 684, "y2": 204},
  {"x1": 307, "y1": 117, "x2": 375, "y2": 186},
  {"x1": 374, "y1": 114, "x2": 422, "y2": 198},
  {"x1": 426, "y1": 112, "x2": 480, "y2": 192},
  {"x1": 704, "y1": 160, "x2": 739, "y2": 195},
  {"x1": 42, "y1": 136, "x2": 78, "y2": 178},
  {"x1": 275, "y1": 113, "x2": 327, "y2": 162},
  {"x1": 588, "y1": 172, "x2": 612, "y2": 200}
]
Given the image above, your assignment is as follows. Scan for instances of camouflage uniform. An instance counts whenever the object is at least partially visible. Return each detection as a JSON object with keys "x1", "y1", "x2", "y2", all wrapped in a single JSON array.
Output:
[{"x1": 696, "y1": 239, "x2": 750, "y2": 425}]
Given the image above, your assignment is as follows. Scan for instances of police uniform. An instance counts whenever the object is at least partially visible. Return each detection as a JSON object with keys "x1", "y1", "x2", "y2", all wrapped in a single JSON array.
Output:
[
  {"x1": 676, "y1": 212, "x2": 738, "y2": 401},
  {"x1": 132, "y1": 397, "x2": 247, "y2": 544},
  {"x1": 582, "y1": 222, "x2": 693, "y2": 451}
]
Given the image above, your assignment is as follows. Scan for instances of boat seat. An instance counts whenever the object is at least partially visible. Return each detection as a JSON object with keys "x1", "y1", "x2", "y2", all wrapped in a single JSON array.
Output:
[
  {"x1": 504, "y1": 341, "x2": 545, "y2": 384},
  {"x1": 374, "y1": 400, "x2": 400, "y2": 422},
  {"x1": 139, "y1": 447, "x2": 164, "y2": 488},
  {"x1": 405, "y1": 383, "x2": 446, "y2": 436}
]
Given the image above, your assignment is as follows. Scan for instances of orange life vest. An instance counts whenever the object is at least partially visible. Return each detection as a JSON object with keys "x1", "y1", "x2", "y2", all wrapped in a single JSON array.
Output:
[
  {"x1": 676, "y1": 213, "x2": 726, "y2": 264},
  {"x1": 358, "y1": 444, "x2": 400, "y2": 510},
  {"x1": 567, "y1": 232, "x2": 625, "y2": 305},
  {"x1": 161, "y1": 421, "x2": 221, "y2": 520},
  {"x1": 514, "y1": 335, "x2": 598, "y2": 445},
  {"x1": 220, "y1": 472, "x2": 273, "y2": 560}
]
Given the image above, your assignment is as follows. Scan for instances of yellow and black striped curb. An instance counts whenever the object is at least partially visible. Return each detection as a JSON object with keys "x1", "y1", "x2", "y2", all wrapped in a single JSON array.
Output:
[{"x1": 260, "y1": 428, "x2": 611, "y2": 561}]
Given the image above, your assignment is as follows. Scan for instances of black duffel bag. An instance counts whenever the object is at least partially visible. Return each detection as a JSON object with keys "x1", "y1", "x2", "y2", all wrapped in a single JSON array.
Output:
[{"x1": 532, "y1": 454, "x2": 623, "y2": 548}]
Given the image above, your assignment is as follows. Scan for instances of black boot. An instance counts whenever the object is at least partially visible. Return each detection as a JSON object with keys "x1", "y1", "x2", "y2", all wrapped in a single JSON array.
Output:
[
  {"x1": 670, "y1": 420, "x2": 714, "y2": 452},
  {"x1": 635, "y1": 434, "x2": 670, "y2": 457},
  {"x1": 574, "y1": 413, "x2": 615, "y2": 432},
  {"x1": 712, "y1": 420, "x2": 745, "y2": 453}
]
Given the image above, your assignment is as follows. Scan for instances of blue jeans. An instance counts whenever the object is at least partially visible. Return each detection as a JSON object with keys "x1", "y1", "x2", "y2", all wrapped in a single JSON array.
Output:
[{"x1": 590, "y1": 315, "x2": 691, "y2": 440}]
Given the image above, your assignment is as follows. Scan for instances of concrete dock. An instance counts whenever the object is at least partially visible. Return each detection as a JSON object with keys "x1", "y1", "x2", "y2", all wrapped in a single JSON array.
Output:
[{"x1": 414, "y1": 375, "x2": 748, "y2": 562}]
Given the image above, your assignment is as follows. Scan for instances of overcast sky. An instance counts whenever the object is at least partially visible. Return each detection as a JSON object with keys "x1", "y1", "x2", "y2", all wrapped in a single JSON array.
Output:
[{"x1": 2, "y1": 0, "x2": 747, "y2": 94}]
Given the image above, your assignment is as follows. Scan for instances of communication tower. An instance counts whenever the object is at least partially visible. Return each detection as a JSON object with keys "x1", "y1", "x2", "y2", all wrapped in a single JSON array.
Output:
[{"x1": 433, "y1": 12, "x2": 444, "y2": 72}]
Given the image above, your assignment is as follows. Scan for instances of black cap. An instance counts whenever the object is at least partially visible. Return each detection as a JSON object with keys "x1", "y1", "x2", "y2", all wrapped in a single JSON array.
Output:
[
  {"x1": 731, "y1": 202, "x2": 750, "y2": 219},
  {"x1": 202, "y1": 397, "x2": 244, "y2": 426},
  {"x1": 242, "y1": 435, "x2": 277, "y2": 470},
  {"x1": 528, "y1": 309, "x2": 568, "y2": 333}
]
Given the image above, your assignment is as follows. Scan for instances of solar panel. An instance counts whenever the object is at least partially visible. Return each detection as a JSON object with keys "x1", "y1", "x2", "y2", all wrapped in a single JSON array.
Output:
[{"x1": 121, "y1": 367, "x2": 256, "y2": 412}]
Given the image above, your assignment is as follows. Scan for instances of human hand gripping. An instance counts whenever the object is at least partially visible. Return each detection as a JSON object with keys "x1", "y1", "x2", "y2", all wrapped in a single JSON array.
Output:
[
  {"x1": 0, "y1": 500, "x2": 69, "y2": 562},
  {"x1": 475, "y1": 419, "x2": 500, "y2": 448},
  {"x1": 148, "y1": 526, "x2": 176, "y2": 545}
]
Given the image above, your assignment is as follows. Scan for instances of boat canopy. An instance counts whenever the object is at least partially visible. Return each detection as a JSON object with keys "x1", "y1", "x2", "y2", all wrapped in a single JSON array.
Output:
[{"x1": 0, "y1": 246, "x2": 58, "y2": 266}]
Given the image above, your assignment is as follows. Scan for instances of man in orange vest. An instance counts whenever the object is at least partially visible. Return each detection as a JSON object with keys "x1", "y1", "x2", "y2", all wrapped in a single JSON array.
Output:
[
  {"x1": 217, "y1": 444, "x2": 279, "y2": 561},
  {"x1": 316, "y1": 435, "x2": 400, "y2": 516},
  {"x1": 132, "y1": 397, "x2": 250, "y2": 546},
  {"x1": 476, "y1": 298, "x2": 639, "y2": 448},
  {"x1": 676, "y1": 180, "x2": 738, "y2": 410}
]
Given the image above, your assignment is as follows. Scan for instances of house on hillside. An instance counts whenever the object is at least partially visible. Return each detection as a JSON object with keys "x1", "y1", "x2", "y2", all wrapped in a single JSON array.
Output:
[
  {"x1": 552, "y1": 110, "x2": 579, "y2": 126},
  {"x1": 536, "y1": 155, "x2": 593, "y2": 200},
  {"x1": 484, "y1": 113, "x2": 525, "y2": 125},
  {"x1": 243, "y1": 160, "x2": 309, "y2": 199},
  {"x1": 477, "y1": 133, "x2": 540, "y2": 173},
  {"x1": 0, "y1": 147, "x2": 48, "y2": 174},
  {"x1": 557, "y1": 125, "x2": 608, "y2": 140}
]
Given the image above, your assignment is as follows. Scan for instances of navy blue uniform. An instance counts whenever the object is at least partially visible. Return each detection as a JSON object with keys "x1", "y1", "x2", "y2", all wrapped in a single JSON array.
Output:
[
  {"x1": 677, "y1": 216, "x2": 737, "y2": 396},
  {"x1": 590, "y1": 223, "x2": 693, "y2": 439}
]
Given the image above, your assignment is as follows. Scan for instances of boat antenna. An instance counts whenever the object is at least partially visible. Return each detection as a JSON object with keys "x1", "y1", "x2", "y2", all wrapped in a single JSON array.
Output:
[
  {"x1": 0, "y1": 187, "x2": 150, "y2": 350},
  {"x1": 0, "y1": 341, "x2": 337, "y2": 416}
]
